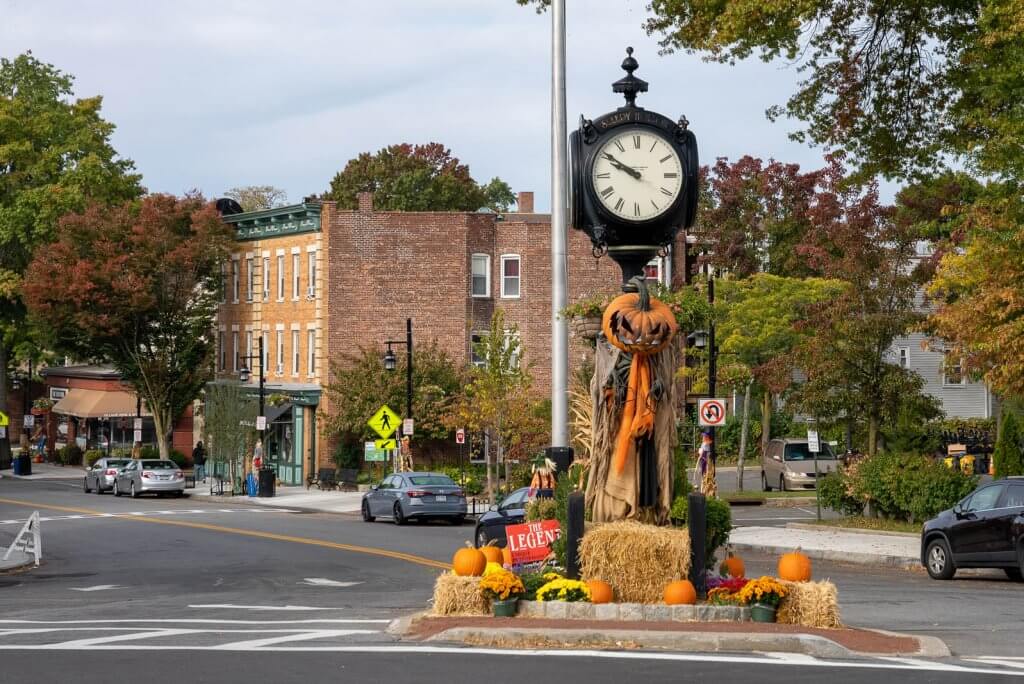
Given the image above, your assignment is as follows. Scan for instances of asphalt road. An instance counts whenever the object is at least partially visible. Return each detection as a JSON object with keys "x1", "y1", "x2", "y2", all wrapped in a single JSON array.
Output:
[{"x1": 2, "y1": 476, "x2": 1022, "y2": 682}]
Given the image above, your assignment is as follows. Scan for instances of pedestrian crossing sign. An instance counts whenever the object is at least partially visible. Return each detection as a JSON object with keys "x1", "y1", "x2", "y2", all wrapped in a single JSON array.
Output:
[
  {"x1": 375, "y1": 438, "x2": 397, "y2": 450},
  {"x1": 0, "y1": 410, "x2": 9, "y2": 427},
  {"x1": 367, "y1": 404, "x2": 400, "y2": 439}
]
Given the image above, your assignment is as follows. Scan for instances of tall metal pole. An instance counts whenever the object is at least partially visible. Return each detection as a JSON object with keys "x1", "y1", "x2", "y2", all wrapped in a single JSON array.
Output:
[
  {"x1": 258, "y1": 334, "x2": 265, "y2": 427},
  {"x1": 406, "y1": 318, "x2": 413, "y2": 422},
  {"x1": 708, "y1": 273, "x2": 716, "y2": 466},
  {"x1": 550, "y1": 0, "x2": 569, "y2": 448}
]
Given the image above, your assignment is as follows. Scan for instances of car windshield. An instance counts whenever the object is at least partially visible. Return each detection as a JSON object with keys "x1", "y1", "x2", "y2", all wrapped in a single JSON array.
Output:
[
  {"x1": 107, "y1": 460, "x2": 130, "y2": 467},
  {"x1": 784, "y1": 443, "x2": 836, "y2": 461},
  {"x1": 407, "y1": 475, "x2": 455, "y2": 486},
  {"x1": 141, "y1": 460, "x2": 176, "y2": 470}
]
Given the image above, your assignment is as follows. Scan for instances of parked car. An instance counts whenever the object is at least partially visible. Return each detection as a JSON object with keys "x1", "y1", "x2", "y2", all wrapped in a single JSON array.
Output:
[
  {"x1": 83, "y1": 458, "x2": 132, "y2": 494},
  {"x1": 761, "y1": 438, "x2": 839, "y2": 492},
  {"x1": 473, "y1": 487, "x2": 535, "y2": 548},
  {"x1": 921, "y1": 477, "x2": 1024, "y2": 580},
  {"x1": 113, "y1": 459, "x2": 185, "y2": 498},
  {"x1": 361, "y1": 472, "x2": 467, "y2": 525}
]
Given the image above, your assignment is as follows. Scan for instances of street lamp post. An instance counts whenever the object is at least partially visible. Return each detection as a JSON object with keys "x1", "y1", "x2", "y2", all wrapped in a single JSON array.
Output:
[
  {"x1": 383, "y1": 318, "x2": 414, "y2": 470},
  {"x1": 239, "y1": 335, "x2": 272, "y2": 496}
]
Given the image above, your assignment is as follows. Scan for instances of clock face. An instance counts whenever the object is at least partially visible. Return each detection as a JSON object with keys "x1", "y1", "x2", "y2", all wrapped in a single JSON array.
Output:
[{"x1": 590, "y1": 128, "x2": 683, "y2": 222}]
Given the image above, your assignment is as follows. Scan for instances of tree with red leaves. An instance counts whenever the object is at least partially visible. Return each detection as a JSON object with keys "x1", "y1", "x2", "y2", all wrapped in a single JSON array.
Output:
[{"x1": 24, "y1": 194, "x2": 233, "y2": 458}]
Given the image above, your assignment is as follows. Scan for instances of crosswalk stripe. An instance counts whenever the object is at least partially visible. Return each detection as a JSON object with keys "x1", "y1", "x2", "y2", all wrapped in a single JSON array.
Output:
[{"x1": 209, "y1": 630, "x2": 377, "y2": 649}]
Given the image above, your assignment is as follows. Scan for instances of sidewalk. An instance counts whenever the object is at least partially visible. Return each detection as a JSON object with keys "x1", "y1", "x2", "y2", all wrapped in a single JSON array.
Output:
[
  {"x1": 729, "y1": 524, "x2": 919, "y2": 569},
  {"x1": 0, "y1": 462, "x2": 84, "y2": 480},
  {"x1": 188, "y1": 482, "x2": 366, "y2": 514}
]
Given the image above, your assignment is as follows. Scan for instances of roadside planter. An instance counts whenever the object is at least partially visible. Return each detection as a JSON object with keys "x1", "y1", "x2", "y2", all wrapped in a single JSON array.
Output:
[{"x1": 750, "y1": 603, "x2": 777, "y2": 623}]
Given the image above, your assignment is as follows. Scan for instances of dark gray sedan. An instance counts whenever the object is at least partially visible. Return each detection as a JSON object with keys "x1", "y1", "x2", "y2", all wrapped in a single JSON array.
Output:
[
  {"x1": 113, "y1": 459, "x2": 185, "y2": 498},
  {"x1": 361, "y1": 472, "x2": 466, "y2": 525},
  {"x1": 83, "y1": 457, "x2": 132, "y2": 494}
]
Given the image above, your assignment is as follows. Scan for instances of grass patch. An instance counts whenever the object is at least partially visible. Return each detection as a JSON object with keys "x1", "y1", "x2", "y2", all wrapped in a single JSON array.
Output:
[{"x1": 813, "y1": 516, "x2": 921, "y2": 534}]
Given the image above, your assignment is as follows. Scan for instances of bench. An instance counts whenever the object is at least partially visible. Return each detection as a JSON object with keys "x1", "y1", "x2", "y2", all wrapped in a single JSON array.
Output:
[{"x1": 307, "y1": 468, "x2": 337, "y2": 491}]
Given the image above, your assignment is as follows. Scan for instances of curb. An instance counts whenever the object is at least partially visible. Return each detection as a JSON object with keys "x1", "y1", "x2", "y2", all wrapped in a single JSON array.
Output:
[
  {"x1": 0, "y1": 549, "x2": 35, "y2": 573},
  {"x1": 786, "y1": 522, "x2": 919, "y2": 539},
  {"x1": 870, "y1": 629, "x2": 951, "y2": 658},
  {"x1": 426, "y1": 626, "x2": 854, "y2": 658},
  {"x1": 729, "y1": 541, "x2": 919, "y2": 569}
]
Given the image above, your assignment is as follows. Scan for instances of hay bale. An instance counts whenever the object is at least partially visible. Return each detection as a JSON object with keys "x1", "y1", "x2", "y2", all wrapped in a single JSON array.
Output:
[
  {"x1": 777, "y1": 580, "x2": 841, "y2": 628},
  {"x1": 579, "y1": 521, "x2": 691, "y2": 604},
  {"x1": 431, "y1": 572, "x2": 490, "y2": 616}
]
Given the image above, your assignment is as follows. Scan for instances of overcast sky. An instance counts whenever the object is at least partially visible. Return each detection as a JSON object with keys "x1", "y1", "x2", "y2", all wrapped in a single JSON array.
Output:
[{"x1": 1, "y1": 0, "x2": 856, "y2": 210}]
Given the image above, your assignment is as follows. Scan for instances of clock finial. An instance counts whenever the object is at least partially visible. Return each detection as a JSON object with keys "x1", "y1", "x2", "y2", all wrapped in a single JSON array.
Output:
[{"x1": 612, "y1": 46, "x2": 648, "y2": 108}]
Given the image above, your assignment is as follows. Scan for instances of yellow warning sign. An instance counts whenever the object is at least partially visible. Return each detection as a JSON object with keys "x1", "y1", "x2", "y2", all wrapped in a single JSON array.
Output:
[
  {"x1": 375, "y1": 438, "x2": 397, "y2": 450},
  {"x1": 0, "y1": 410, "x2": 9, "y2": 427},
  {"x1": 367, "y1": 404, "x2": 400, "y2": 440}
]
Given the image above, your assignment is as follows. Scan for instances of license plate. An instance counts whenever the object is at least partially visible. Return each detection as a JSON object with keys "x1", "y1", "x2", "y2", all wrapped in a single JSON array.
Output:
[
  {"x1": 435, "y1": 495, "x2": 447, "y2": 502},
  {"x1": 158, "y1": 475, "x2": 169, "y2": 480}
]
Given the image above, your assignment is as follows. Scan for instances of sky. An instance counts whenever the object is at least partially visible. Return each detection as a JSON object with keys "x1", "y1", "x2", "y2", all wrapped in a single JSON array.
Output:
[{"x1": 0, "y1": 0, "x2": 862, "y2": 211}]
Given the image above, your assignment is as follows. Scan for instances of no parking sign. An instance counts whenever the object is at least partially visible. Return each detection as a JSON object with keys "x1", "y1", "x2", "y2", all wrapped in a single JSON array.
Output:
[{"x1": 697, "y1": 398, "x2": 727, "y2": 427}]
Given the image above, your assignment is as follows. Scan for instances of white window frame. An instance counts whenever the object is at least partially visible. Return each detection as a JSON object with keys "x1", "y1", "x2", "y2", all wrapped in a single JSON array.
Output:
[
  {"x1": 292, "y1": 329, "x2": 300, "y2": 376},
  {"x1": 231, "y1": 258, "x2": 240, "y2": 303},
  {"x1": 262, "y1": 330, "x2": 270, "y2": 374},
  {"x1": 470, "y1": 333, "x2": 485, "y2": 367},
  {"x1": 246, "y1": 257, "x2": 255, "y2": 302},
  {"x1": 896, "y1": 347, "x2": 910, "y2": 369},
  {"x1": 500, "y1": 254, "x2": 521, "y2": 299},
  {"x1": 276, "y1": 329, "x2": 284, "y2": 375},
  {"x1": 504, "y1": 329, "x2": 521, "y2": 369},
  {"x1": 217, "y1": 331, "x2": 226, "y2": 371},
  {"x1": 292, "y1": 251, "x2": 301, "y2": 300},
  {"x1": 220, "y1": 262, "x2": 227, "y2": 303},
  {"x1": 644, "y1": 257, "x2": 664, "y2": 285},
  {"x1": 307, "y1": 247, "x2": 317, "y2": 298},
  {"x1": 245, "y1": 331, "x2": 253, "y2": 373},
  {"x1": 262, "y1": 255, "x2": 270, "y2": 301},
  {"x1": 943, "y1": 353, "x2": 967, "y2": 386},
  {"x1": 232, "y1": 331, "x2": 239, "y2": 372},
  {"x1": 307, "y1": 328, "x2": 316, "y2": 377},
  {"x1": 471, "y1": 254, "x2": 490, "y2": 298},
  {"x1": 276, "y1": 254, "x2": 285, "y2": 301}
]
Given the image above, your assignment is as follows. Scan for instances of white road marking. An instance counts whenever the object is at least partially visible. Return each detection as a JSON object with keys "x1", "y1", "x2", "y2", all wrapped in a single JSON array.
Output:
[
  {"x1": 0, "y1": 619, "x2": 389, "y2": 625},
  {"x1": 208, "y1": 629, "x2": 376, "y2": 649},
  {"x1": 301, "y1": 578, "x2": 363, "y2": 588},
  {"x1": 188, "y1": 604, "x2": 337, "y2": 611},
  {"x1": 0, "y1": 508, "x2": 299, "y2": 526},
  {"x1": 965, "y1": 658, "x2": 1024, "y2": 670},
  {"x1": 69, "y1": 585, "x2": 120, "y2": 592},
  {"x1": 53, "y1": 629, "x2": 194, "y2": 647}
]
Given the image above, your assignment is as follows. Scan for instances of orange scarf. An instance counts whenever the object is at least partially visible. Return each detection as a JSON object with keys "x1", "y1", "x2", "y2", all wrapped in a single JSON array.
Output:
[{"x1": 611, "y1": 353, "x2": 657, "y2": 474}]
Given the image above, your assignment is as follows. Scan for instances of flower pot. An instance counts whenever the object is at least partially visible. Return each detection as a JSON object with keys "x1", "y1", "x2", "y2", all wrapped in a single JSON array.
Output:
[
  {"x1": 750, "y1": 603, "x2": 777, "y2": 623},
  {"x1": 491, "y1": 598, "x2": 519, "y2": 618},
  {"x1": 571, "y1": 316, "x2": 603, "y2": 341}
]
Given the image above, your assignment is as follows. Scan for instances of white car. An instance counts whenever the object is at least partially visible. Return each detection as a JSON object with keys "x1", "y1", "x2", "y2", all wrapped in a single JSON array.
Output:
[{"x1": 113, "y1": 459, "x2": 185, "y2": 498}]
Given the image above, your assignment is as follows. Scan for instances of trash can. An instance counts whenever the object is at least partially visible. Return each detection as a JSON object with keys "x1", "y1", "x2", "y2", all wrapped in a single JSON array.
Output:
[
  {"x1": 258, "y1": 467, "x2": 276, "y2": 498},
  {"x1": 16, "y1": 454, "x2": 31, "y2": 476}
]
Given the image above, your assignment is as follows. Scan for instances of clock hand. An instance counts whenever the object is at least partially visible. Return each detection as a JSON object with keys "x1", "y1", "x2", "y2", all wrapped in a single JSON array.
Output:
[{"x1": 602, "y1": 153, "x2": 642, "y2": 179}]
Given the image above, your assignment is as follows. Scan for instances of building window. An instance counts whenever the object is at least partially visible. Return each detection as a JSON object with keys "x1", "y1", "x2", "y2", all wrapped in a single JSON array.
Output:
[
  {"x1": 276, "y1": 255, "x2": 285, "y2": 300},
  {"x1": 292, "y1": 253, "x2": 301, "y2": 300},
  {"x1": 896, "y1": 347, "x2": 909, "y2": 368},
  {"x1": 943, "y1": 353, "x2": 966, "y2": 386},
  {"x1": 307, "y1": 329, "x2": 316, "y2": 376},
  {"x1": 246, "y1": 257, "x2": 254, "y2": 302},
  {"x1": 231, "y1": 259, "x2": 239, "y2": 303},
  {"x1": 232, "y1": 331, "x2": 239, "y2": 372},
  {"x1": 276, "y1": 330, "x2": 284, "y2": 374},
  {"x1": 471, "y1": 254, "x2": 490, "y2": 297},
  {"x1": 307, "y1": 250, "x2": 317, "y2": 298},
  {"x1": 644, "y1": 257, "x2": 662, "y2": 285},
  {"x1": 500, "y1": 255, "x2": 520, "y2": 298},
  {"x1": 292, "y1": 329, "x2": 300, "y2": 376},
  {"x1": 262, "y1": 256, "x2": 270, "y2": 300},
  {"x1": 470, "y1": 333, "x2": 485, "y2": 367},
  {"x1": 220, "y1": 262, "x2": 227, "y2": 303},
  {"x1": 504, "y1": 330, "x2": 521, "y2": 369},
  {"x1": 245, "y1": 331, "x2": 253, "y2": 372},
  {"x1": 218, "y1": 331, "x2": 226, "y2": 371},
  {"x1": 262, "y1": 331, "x2": 270, "y2": 373}
]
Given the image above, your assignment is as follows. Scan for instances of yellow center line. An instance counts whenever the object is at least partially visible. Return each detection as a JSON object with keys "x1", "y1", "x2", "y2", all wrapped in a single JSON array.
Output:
[{"x1": 0, "y1": 497, "x2": 449, "y2": 571}]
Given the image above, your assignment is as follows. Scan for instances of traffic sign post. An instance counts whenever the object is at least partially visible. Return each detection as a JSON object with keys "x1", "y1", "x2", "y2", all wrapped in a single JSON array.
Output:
[
  {"x1": 375, "y1": 438, "x2": 397, "y2": 451},
  {"x1": 808, "y1": 425, "x2": 821, "y2": 522},
  {"x1": 402, "y1": 418, "x2": 414, "y2": 436},
  {"x1": 363, "y1": 441, "x2": 387, "y2": 462},
  {"x1": 697, "y1": 399, "x2": 727, "y2": 427}
]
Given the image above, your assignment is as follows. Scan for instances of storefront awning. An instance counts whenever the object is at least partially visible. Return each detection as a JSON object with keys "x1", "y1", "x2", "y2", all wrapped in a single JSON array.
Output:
[
  {"x1": 264, "y1": 402, "x2": 292, "y2": 426},
  {"x1": 51, "y1": 388, "x2": 151, "y2": 419}
]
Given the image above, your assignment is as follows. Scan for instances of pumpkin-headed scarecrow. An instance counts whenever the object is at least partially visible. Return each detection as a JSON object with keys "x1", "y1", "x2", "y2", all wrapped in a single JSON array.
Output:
[
  {"x1": 528, "y1": 453, "x2": 557, "y2": 496},
  {"x1": 586, "y1": 276, "x2": 678, "y2": 523}
]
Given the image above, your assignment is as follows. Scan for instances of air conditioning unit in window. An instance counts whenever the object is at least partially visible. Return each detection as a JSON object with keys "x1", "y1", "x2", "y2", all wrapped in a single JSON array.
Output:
[{"x1": 306, "y1": 286, "x2": 316, "y2": 300}]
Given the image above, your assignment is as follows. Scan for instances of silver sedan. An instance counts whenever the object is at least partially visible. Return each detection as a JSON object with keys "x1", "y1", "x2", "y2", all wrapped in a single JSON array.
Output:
[
  {"x1": 83, "y1": 458, "x2": 132, "y2": 494},
  {"x1": 113, "y1": 459, "x2": 185, "y2": 498},
  {"x1": 361, "y1": 472, "x2": 467, "y2": 525}
]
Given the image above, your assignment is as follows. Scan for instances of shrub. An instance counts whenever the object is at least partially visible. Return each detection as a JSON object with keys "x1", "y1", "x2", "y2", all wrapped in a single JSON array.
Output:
[
  {"x1": 332, "y1": 440, "x2": 361, "y2": 471},
  {"x1": 507, "y1": 461, "x2": 533, "y2": 490},
  {"x1": 441, "y1": 466, "x2": 483, "y2": 496},
  {"x1": 847, "y1": 451, "x2": 976, "y2": 522},
  {"x1": 167, "y1": 449, "x2": 188, "y2": 469},
  {"x1": 84, "y1": 450, "x2": 105, "y2": 467},
  {"x1": 994, "y1": 413, "x2": 1024, "y2": 478},
  {"x1": 59, "y1": 444, "x2": 83, "y2": 466},
  {"x1": 525, "y1": 497, "x2": 558, "y2": 522},
  {"x1": 670, "y1": 494, "x2": 733, "y2": 567},
  {"x1": 817, "y1": 472, "x2": 862, "y2": 516},
  {"x1": 140, "y1": 445, "x2": 160, "y2": 459}
]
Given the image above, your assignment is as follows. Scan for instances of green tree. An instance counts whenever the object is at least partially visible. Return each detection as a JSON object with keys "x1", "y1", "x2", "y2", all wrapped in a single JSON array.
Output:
[
  {"x1": 0, "y1": 52, "x2": 142, "y2": 454},
  {"x1": 325, "y1": 142, "x2": 515, "y2": 212},
  {"x1": 23, "y1": 194, "x2": 232, "y2": 459},
  {"x1": 993, "y1": 412, "x2": 1024, "y2": 478},
  {"x1": 223, "y1": 185, "x2": 288, "y2": 212},
  {"x1": 446, "y1": 309, "x2": 546, "y2": 504},
  {"x1": 322, "y1": 341, "x2": 462, "y2": 443},
  {"x1": 202, "y1": 381, "x2": 257, "y2": 489}
]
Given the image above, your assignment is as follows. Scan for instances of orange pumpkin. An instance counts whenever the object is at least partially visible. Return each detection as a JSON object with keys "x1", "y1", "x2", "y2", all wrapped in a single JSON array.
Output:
[
  {"x1": 502, "y1": 546, "x2": 513, "y2": 566},
  {"x1": 663, "y1": 579, "x2": 697, "y2": 605},
  {"x1": 452, "y1": 546, "x2": 487, "y2": 577},
  {"x1": 480, "y1": 545, "x2": 503, "y2": 565},
  {"x1": 586, "y1": 579, "x2": 614, "y2": 604},
  {"x1": 602, "y1": 276, "x2": 678, "y2": 355},
  {"x1": 777, "y1": 550, "x2": 812, "y2": 582},
  {"x1": 719, "y1": 551, "x2": 745, "y2": 579}
]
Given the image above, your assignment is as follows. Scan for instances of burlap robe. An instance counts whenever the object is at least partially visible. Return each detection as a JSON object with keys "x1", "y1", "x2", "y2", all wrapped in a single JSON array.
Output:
[{"x1": 586, "y1": 338, "x2": 676, "y2": 524}]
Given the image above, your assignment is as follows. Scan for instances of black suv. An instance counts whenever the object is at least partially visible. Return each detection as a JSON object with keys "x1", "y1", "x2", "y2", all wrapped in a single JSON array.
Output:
[{"x1": 921, "y1": 477, "x2": 1024, "y2": 580}]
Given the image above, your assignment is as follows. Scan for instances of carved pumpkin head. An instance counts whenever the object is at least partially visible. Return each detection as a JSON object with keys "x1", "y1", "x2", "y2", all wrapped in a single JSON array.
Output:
[{"x1": 602, "y1": 275, "x2": 678, "y2": 354}]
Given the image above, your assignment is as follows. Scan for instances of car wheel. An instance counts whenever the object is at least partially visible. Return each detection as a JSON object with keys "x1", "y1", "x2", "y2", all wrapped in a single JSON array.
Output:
[
  {"x1": 361, "y1": 500, "x2": 375, "y2": 523},
  {"x1": 393, "y1": 502, "x2": 406, "y2": 525},
  {"x1": 761, "y1": 472, "x2": 771, "y2": 492},
  {"x1": 1004, "y1": 567, "x2": 1023, "y2": 582},
  {"x1": 96, "y1": 482, "x2": 104, "y2": 495},
  {"x1": 925, "y1": 538, "x2": 956, "y2": 580},
  {"x1": 450, "y1": 515, "x2": 465, "y2": 526},
  {"x1": 779, "y1": 475, "x2": 786, "y2": 493},
  {"x1": 130, "y1": 481, "x2": 139, "y2": 499},
  {"x1": 476, "y1": 527, "x2": 489, "y2": 548},
  {"x1": 113, "y1": 481, "x2": 121, "y2": 497},
  {"x1": 83, "y1": 477, "x2": 91, "y2": 493}
]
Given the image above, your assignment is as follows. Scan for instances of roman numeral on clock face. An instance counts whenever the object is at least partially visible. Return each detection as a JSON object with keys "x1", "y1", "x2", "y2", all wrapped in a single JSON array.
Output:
[
  {"x1": 633, "y1": 135, "x2": 641, "y2": 149},
  {"x1": 614, "y1": 197, "x2": 624, "y2": 212},
  {"x1": 614, "y1": 140, "x2": 625, "y2": 153},
  {"x1": 600, "y1": 186, "x2": 614, "y2": 199},
  {"x1": 596, "y1": 172, "x2": 610, "y2": 179},
  {"x1": 634, "y1": 202, "x2": 641, "y2": 217},
  {"x1": 660, "y1": 187, "x2": 673, "y2": 196}
]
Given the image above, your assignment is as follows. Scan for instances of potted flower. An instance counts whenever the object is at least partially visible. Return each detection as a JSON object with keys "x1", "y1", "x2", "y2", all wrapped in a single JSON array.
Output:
[
  {"x1": 736, "y1": 576, "x2": 788, "y2": 623},
  {"x1": 31, "y1": 398, "x2": 54, "y2": 415},
  {"x1": 534, "y1": 576, "x2": 592, "y2": 602},
  {"x1": 560, "y1": 292, "x2": 616, "y2": 343},
  {"x1": 479, "y1": 568, "x2": 526, "y2": 617}
]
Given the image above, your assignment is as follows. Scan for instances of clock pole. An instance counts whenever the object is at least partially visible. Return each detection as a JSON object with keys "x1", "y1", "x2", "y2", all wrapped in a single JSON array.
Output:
[{"x1": 550, "y1": 0, "x2": 570, "y2": 450}]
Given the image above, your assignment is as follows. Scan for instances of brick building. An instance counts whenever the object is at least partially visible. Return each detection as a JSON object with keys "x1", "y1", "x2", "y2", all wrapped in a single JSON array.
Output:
[{"x1": 217, "y1": 191, "x2": 692, "y2": 482}]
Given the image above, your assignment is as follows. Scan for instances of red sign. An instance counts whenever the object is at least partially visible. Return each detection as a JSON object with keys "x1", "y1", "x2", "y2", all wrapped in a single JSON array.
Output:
[
  {"x1": 505, "y1": 520, "x2": 561, "y2": 564},
  {"x1": 455, "y1": 428, "x2": 465, "y2": 444}
]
